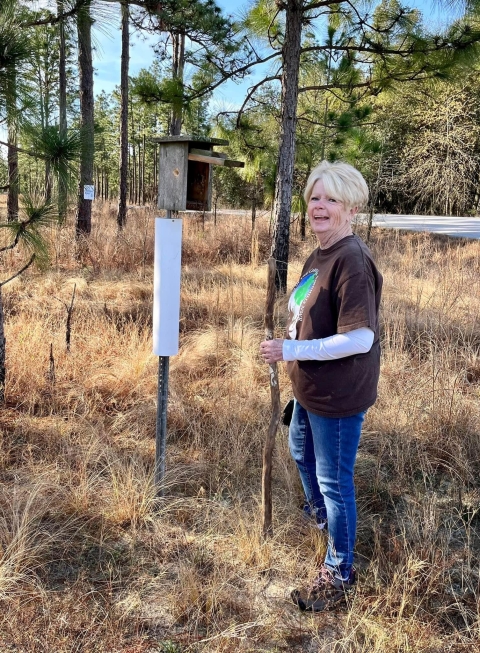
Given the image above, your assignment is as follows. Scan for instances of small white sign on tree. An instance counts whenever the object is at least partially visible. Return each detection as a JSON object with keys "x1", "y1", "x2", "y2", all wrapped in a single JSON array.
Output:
[{"x1": 83, "y1": 185, "x2": 95, "y2": 200}]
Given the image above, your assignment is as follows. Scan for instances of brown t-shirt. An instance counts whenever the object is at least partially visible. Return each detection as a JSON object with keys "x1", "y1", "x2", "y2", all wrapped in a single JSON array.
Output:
[{"x1": 286, "y1": 234, "x2": 383, "y2": 418}]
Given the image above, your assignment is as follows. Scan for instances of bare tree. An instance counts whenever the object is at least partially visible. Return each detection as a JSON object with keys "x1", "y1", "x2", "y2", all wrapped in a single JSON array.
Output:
[{"x1": 117, "y1": 0, "x2": 129, "y2": 228}]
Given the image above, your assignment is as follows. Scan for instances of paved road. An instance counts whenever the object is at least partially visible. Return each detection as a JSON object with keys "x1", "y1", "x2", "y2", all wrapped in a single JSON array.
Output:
[
  {"x1": 216, "y1": 209, "x2": 480, "y2": 240},
  {"x1": 358, "y1": 214, "x2": 480, "y2": 240}
]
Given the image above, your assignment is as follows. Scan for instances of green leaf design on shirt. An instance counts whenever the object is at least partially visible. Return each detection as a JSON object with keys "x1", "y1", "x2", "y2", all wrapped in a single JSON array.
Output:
[{"x1": 293, "y1": 271, "x2": 317, "y2": 306}]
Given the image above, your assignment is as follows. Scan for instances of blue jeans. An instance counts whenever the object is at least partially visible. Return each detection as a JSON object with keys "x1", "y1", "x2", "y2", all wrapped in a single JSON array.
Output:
[{"x1": 289, "y1": 400, "x2": 366, "y2": 580}]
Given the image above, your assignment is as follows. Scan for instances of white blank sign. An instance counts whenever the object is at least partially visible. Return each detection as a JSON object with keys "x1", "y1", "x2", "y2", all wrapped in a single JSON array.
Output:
[{"x1": 153, "y1": 218, "x2": 183, "y2": 356}]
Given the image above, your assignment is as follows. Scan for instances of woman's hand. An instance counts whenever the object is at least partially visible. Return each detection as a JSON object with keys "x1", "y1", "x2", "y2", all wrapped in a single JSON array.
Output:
[{"x1": 260, "y1": 339, "x2": 285, "y2": 363}]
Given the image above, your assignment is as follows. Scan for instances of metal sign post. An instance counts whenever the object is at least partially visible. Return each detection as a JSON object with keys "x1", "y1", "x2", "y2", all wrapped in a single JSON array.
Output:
[
  {"x1": 152, "y1": 209, "x2": 182, "y2": 496},
  {"x1": 155, "y1": 354, "x2": 169, "y2": 494}
]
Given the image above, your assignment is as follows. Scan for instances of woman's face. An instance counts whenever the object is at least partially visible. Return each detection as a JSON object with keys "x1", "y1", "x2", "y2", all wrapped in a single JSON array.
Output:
[{"x1": 307, "y1": 179, "x2": 356, "y2": 244}]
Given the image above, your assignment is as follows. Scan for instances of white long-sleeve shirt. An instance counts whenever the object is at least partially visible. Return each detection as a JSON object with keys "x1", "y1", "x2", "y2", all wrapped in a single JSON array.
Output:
[{"x1": 282, "y1": 327, "x2": 374, "y2": 362}]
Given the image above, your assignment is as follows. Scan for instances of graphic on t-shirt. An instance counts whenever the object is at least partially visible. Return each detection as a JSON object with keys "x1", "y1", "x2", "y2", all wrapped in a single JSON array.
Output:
[{"x1": 287, "y1": 269, "x2": 318, "y2": 339}]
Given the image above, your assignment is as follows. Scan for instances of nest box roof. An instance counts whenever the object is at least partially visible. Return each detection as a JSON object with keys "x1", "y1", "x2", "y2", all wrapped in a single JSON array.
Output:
[{"x1": 152, "y1": 135, "x2": 229, "y2": 146}]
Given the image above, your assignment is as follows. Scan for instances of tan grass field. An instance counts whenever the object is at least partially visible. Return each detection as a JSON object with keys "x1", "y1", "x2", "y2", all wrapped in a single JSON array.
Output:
[{"x1": 0, "y1": 203, "x2": 479, "y2": 652}]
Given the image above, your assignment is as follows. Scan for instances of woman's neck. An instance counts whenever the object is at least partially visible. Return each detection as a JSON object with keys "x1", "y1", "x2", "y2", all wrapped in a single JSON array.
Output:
[{"x1": 317, "y1": 225, "x2": 353, "y2": 250}]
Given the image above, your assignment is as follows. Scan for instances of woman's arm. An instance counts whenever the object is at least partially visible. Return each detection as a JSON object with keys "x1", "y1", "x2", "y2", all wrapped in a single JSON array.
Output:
[
  {"x1": 260, "y1": 327, "x2": 374, "y2": 364},
  {"x1": 283, "y1": 327, "x2": 374, "y2": 361}
]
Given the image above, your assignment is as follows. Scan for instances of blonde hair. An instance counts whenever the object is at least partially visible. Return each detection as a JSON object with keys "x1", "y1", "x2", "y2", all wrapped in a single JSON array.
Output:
[{"x1": 304, "y1": 161, "x2": 369, "y2": 210}]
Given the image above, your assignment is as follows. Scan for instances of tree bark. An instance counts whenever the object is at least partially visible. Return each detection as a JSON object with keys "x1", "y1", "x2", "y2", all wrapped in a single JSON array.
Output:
[
  {"x1": 251, "y1": 180, "x2": 257, "y2": 230},
  {"x1": 117, "y1": 0, "x2": 129, "y2": 229},
  {"x1": 262, "y1": 258, "x2": 281, "y2": 538},
  {"x1": 300, "y1": 208, "x2": 306, "y2": 240},
  {"x1": 153, "y1": 143, "x2": 157, "y2": 194},
  {"x1": 58, "y1": 0, "x2": 68, "y2": 221},
  {"x1": 169, "y1": 31, "x2": 185, "y2": 136},
  {"x1": 142, "y1": 132, "x2": 146, "y2": 204},
  {"x1": 130, "y1": 94, "x2": 136, "y2": 204},
  {"x1": 0, "y1": 288, "x2": 5, "y2": 404},
  {"x1": 45, "y1": 161, "x2": 52, "y2": 201},
  {"x1": 137, "y1": 140, "x2": 141, "y2": 204},
  {"x1": 7, "y1": 65, "x2": 18, "y2": 223},
  {"x1": 270, "y1": 0, "x2": 303, "y2": 293},
  {"x1": 76, "y1": 2, "x2": 94, "y2": 238}
]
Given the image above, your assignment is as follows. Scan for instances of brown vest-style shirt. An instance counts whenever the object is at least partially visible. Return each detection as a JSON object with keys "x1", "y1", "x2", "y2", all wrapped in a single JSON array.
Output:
[{"x1": 286, "y1": 234, "x2": 383, "y2": 418}]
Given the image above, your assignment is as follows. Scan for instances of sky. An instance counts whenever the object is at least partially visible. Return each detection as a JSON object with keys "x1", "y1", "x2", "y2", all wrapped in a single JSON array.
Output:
[
  {"x1": 25, "y1": 0, "x2": 468, "y2": 113},
  {"x1": 92, "y1": 0, "x2": 254, "y2": 110},
  {"x1": 1, "y1": 1, "x2": 462, "y2": 154},
  {"x1": 89, "y1": 0, "x2": 464, "y2": 110}
]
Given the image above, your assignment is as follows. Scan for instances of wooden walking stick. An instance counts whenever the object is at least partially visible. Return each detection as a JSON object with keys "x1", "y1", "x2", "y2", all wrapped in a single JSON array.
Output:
[{"x1": 262, "y1": 257, "x2": 282, "y2": 538}]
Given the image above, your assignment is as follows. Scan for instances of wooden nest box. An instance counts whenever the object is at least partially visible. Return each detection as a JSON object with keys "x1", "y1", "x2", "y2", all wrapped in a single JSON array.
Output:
[{"x1": 153, "y1": 135, "x2": 244, "y2": 212}]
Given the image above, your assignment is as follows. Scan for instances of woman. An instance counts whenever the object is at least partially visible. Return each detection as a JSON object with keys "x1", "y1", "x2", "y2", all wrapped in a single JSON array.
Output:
[{"x1": 260, "y1": 161, "x2": 382, "y2": 612}]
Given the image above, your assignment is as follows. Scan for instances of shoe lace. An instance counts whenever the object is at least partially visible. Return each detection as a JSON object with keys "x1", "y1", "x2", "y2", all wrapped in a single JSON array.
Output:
[{"x1": 310, "y1": 565, "x2": 335, "y2": 590}]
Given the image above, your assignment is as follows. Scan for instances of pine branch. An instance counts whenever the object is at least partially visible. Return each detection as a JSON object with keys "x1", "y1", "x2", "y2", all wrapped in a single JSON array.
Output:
[
  {"x1": 305, "y1": 0, "x2": 352, "y2": 11},
  {"x1": 0, "y1": 255, "x2": 35, "y2": 288},
  {"x1": 299, "y1": 81, "x2": 373, "y2": 93},
  {"x1": 341, "y1": 0, "x2": 407, "y2": 35},
  {"x1": 236, "y1": 76, "x2": 282, "y2": 128},
  {"x1": 23, "y1": 0, "x2": 90, "y2": 27},
  {"x1": 300, "y1": 36, "x2": 480, "y2": 59},
  {"x1": 0, "y1": 140, "x2": 44, "y2": 160},
  {"x1": 0, "y1": 224, "x2": 24, "y2": 253},
  {"x1": 188, "y1": 52, "x2": 281, "y2": 102}
]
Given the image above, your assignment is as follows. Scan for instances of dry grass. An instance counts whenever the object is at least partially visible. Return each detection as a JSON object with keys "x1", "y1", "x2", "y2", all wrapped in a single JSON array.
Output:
[{"x1": 0, "y1": 204, "x2": 479, "y2": 651}]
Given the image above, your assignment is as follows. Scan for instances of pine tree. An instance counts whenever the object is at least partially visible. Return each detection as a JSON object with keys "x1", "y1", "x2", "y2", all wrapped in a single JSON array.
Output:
[
  {"x1": 117, "y1": 0, "x2": 129, "y2": 228},
  {"x1": 76, "y1": 0, "x2": 94, "y2": 237},
  {"x1": 242, "y1": 0, "x2": 480, "y2": 291}
]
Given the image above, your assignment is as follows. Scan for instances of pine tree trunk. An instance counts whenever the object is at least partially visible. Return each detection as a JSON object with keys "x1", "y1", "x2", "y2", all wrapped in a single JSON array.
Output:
[
  {"x1": 134, "y1": 149, "x2": 137, "y2": 205},
  {"x1": 45, "y1": 160, "x2": 52, "y2": 202},
  {"x1": 153, "y1": 143, "x2": 157, "y2": 201},
  {"x1": 7, "y1": 64, "x2": 18, "y2": 223},
  {"x1": 270, "y1": 0, "x2": 303, "y2": 293},
  {"x1": 76, "y1": 2, "x2": 94, "y2": 238},
  {"x1": 58, "y1": 0, "x2": 68, "y2": 221},
  {"x1": 142, "y1": 133, "x2": 146, "y2": 204},
  {"x1": 137, "y1": 141, "x2": 141, "y2": 204},
  {"x1": 44, "y1": 71, "x2": 52, "y2": 202},
  {"x1": 300, "y1": 209, "x2": 306, "y2": 240},
  {"x1": 169, "y1": 32, "x2": 185, "y2": 136},
  {"x1": 0, "y1": 287, "x2": 6, "y2": 404},
  {"x1": 7, "y1": 126, "x2": 18, "y2": 223},
  {"x1": 117, "y1": 0, "x2": 129, "y2": 229},
  {"x1": 130, "y1": 96, "x2": 136, "y2": 204},
  {"x1": 128, "y1": 147, "x2": 132, "y2": 203}
]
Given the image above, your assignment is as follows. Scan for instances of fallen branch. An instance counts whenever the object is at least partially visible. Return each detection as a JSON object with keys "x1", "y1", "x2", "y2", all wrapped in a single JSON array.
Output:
[{"x1": 55, "y1": 284, "x2": 76, "y2": 352}]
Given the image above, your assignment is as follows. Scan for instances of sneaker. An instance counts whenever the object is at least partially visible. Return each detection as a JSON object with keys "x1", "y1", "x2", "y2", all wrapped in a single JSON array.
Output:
[{"x1": 291, "y1": 565, "x2": 356, "y2": 612}]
